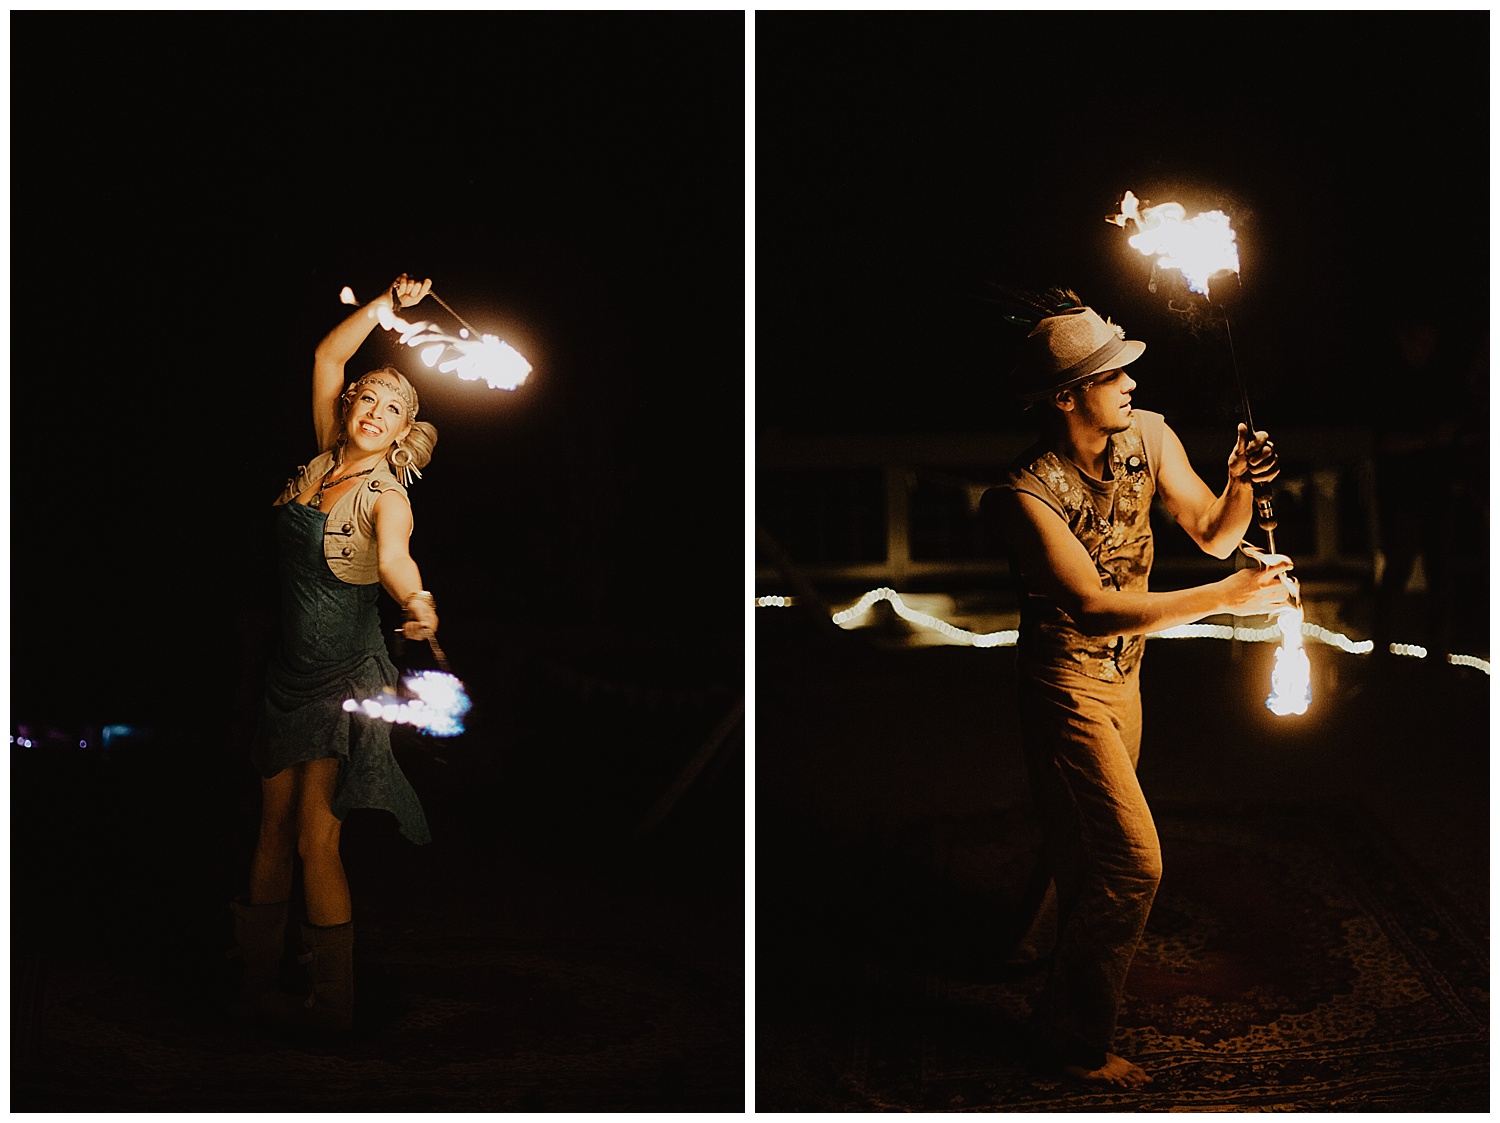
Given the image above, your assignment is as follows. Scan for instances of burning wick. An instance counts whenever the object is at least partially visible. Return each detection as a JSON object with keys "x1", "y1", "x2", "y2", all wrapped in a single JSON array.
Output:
[
  {"x1": 1266, "y1": 599, "x2": 1312, "y2": 716},
  {"x1": 340, "y1": 286, "x2": 532, "y2": 391},
  {"x1": 1106, "y1": 189, "x2": 1240, "y2": 295},
  {"x1": 1108, "y1": 190, "x2": 1278, "y2": 546},
  {"x1": 343, "y1": 670, "x2": 472, "y2": 738},
  {"x1": 1241, "y1": 541, "x2": 1311, "y2": 716}
]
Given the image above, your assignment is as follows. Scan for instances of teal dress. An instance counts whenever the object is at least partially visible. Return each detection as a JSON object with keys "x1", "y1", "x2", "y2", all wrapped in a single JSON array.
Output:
[{"x1": 250, "y1": 498, "x2": 432, "y2": 844}]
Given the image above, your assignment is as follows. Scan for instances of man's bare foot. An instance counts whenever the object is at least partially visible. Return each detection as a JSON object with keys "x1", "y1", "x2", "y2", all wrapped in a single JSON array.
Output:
[{"x1": 1062, "y1": 1052, "x2": 1153, "y2": 1088}]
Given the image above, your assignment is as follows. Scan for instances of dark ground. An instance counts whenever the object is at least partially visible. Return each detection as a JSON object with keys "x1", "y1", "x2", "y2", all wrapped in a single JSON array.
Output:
[
  {"x1": 10, "y1": 621, "x2": 745, "y2": 1113},
  {"x1": 753, "y1": 594, "x2": 1489, "y2": 1111}
]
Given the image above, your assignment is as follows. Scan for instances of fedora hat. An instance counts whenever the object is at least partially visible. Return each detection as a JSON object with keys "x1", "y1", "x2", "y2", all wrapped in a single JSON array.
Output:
[{"x1": 1012, "y1": 306, "x2": 1145, "y2": 401}]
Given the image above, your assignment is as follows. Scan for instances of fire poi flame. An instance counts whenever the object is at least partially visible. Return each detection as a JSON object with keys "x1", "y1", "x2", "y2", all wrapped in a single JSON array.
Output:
[
  {"x1": 343, "y1": 670, "x2": 472, "y2": 738},
  {"x1": 1107, "y1": 189, "x2": 1240, "y2": 295},
  {"x1": 340, "y1": 286, "x2": 532, "y2": 391}
]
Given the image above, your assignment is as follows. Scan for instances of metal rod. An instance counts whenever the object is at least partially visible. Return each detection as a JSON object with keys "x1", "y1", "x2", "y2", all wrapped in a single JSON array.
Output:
[
  {"x1": 1219, "y1": 304, "x2": 1278, "y2": 553},
  {"x1": 1222, "y1": 311, "x2": 1256, "y2": 435}
]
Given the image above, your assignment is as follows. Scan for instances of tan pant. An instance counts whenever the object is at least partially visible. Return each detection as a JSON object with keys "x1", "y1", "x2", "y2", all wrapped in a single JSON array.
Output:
[{"x1": 1017, "y1": 661, "x2": 1162, "y2": 1067}]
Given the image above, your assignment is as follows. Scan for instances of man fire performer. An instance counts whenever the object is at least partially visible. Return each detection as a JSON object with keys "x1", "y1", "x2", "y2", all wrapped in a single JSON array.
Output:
[{"x1": 988, "y1": 303, "x2": 1291, "y2": 1088}]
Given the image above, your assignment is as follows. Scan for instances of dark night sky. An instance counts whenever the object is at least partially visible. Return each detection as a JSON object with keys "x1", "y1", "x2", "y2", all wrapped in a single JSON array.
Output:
[
  {"x1": 754, "y1": 15, "x2": 1490, "y2": 439},
  {"x1": 11, "y1": 17, "x2": 746, "y2": 725},
  {"x1": 6, "y1": 13, "x2": 1491, "y2": 725}
]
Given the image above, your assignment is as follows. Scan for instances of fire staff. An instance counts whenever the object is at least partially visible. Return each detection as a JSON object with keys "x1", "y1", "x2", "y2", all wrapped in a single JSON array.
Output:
[{"x1": 988, "y1": 303, "x2": 1289, "y2": 1088}]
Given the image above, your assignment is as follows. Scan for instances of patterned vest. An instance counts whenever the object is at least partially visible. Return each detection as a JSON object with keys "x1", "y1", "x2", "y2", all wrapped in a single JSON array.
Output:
[{"x1": 1003, "y1": 410, "x2": 1164, "y2": 682}]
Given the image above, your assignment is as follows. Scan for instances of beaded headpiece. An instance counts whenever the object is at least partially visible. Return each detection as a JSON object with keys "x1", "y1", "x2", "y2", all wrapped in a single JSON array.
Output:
[
  {"x1": 338, "y1": 371, "x2": 426, "y2": 487},
  {"x1": 347, "y1": 374, "x2": 418, "y2": 419}
]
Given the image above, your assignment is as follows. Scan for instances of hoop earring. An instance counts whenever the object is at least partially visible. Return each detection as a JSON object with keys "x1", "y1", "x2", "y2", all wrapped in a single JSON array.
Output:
[{"x1": 389, "y1": 442, "x2": 421, "y2": 487}]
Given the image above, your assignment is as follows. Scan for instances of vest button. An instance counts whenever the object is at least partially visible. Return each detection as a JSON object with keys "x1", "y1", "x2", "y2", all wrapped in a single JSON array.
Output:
[
  {"x1": 368, "y1": 480, "x2": 382, "y2": 491},
  {"x1": 342, "y1": 522, "x2": 354, "y2": 535},
  {"x1": 341, "y1": 546, "x2": 354, "y2": 557}
]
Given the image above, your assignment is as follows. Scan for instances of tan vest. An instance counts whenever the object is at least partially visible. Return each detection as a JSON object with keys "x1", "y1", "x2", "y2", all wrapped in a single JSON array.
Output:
[
  {"x1": 1002, "y1": 410, "x2": 1165, "y2": 682},
  {"x1": 274, "y1": 450, "x2": 409, "y2": 585}
]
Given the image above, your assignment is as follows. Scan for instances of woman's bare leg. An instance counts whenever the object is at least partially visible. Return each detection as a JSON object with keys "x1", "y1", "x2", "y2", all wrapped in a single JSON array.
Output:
[
  {"x1": 249, "y1": 767, "x2": 297, "y2": 905},
  {"x1": 296, "y1": 758, "x2": 349, "y2": 927}
]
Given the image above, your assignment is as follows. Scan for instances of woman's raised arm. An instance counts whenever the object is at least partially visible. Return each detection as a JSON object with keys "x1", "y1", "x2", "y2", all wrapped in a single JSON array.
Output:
[{"x1": 312, "y1": 274, "x2": 432, "y2": 451}]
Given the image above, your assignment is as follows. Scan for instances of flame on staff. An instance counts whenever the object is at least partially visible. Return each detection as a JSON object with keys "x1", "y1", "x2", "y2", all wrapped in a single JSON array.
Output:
[
  {"x1": 1240, "y1": 543, "x2": 1311, "y2": 716},
  {"x1": 1109, "y1": 189, "x2": 1280, "y2": 547},
  {"x1": 342, "y1": 670, "x2": 473, "y2": 737},
  {"x1": 1107, "y1": 189, "x2": 1240, "y2": 295},
  {"x1": 340, "y1": 286, "x2": 532, "y2": 390},
  {"x1": 1265, "y1": 600, "x2": 1313, "y2": 716}
]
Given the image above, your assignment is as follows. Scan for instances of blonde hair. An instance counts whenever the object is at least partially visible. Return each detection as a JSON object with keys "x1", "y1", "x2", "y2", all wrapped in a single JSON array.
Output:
[{"x1": 339, "y1": 366, "x2": 439, "y2": 483}]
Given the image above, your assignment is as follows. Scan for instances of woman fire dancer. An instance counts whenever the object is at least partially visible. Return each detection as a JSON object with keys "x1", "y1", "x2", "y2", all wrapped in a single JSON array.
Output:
[{"x1": 229, "y1": 273, "x2": 441, "y2": 1033}]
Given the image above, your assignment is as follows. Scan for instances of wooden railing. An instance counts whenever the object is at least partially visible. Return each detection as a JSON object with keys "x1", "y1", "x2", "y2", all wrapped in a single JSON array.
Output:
[{"x1": 756, "y1": 428, "x2": 1380, "y2": 593}]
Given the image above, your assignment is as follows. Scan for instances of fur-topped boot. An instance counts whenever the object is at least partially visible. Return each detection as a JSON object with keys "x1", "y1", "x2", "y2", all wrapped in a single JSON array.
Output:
[
  {"x1": 262, "y1": 920, "x2": 355, "y2": 1034},
  {"x1": 227, "y1": 897, "x2": 289, "y2": 1019}
]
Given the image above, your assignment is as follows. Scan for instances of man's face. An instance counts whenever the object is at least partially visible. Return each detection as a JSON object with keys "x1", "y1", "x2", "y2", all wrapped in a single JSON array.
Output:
[{"x1": 1071, "y1": 368, "x2": 1136, "y2": 433}]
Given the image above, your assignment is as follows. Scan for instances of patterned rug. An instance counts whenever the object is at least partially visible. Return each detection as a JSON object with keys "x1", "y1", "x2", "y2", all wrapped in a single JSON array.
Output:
[{"x1": 766, "y1": 802, "x2": 1488, "y2": 1112}]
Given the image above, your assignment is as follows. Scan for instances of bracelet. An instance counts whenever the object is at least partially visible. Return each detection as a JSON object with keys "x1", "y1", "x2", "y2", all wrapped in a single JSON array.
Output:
[{"x1": 404, "y1": 590, "x2": 436, "y2": 614}]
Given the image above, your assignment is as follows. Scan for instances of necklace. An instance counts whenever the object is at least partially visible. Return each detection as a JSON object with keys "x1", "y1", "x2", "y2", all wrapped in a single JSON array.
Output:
[{"x1": 310, "y1": 466, "x2": 375, "y2": 509}]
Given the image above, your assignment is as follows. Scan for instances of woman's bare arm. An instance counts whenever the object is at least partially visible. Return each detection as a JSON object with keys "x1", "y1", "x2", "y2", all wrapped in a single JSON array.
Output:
[
  {"x1": 312, "y1": 274, "x2": 432, "y2": 451},
  {"x1": 374, "y1": 490, "x2": 439, "y2": 639}
]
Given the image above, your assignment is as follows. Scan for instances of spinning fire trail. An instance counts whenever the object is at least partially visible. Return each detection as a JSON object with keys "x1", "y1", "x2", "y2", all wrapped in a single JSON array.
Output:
[
  {"x1": 340, "y1": 285, "x2": 532, "y2": 391},
  {"x1": 1108, "y1": 191, "x2": 1311, "y2": 716}
]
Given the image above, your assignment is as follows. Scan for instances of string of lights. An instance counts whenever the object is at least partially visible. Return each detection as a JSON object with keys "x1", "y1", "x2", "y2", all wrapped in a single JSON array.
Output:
[{"x1": 755, "y1": 588, "x2": 1489, "y2": 675}]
